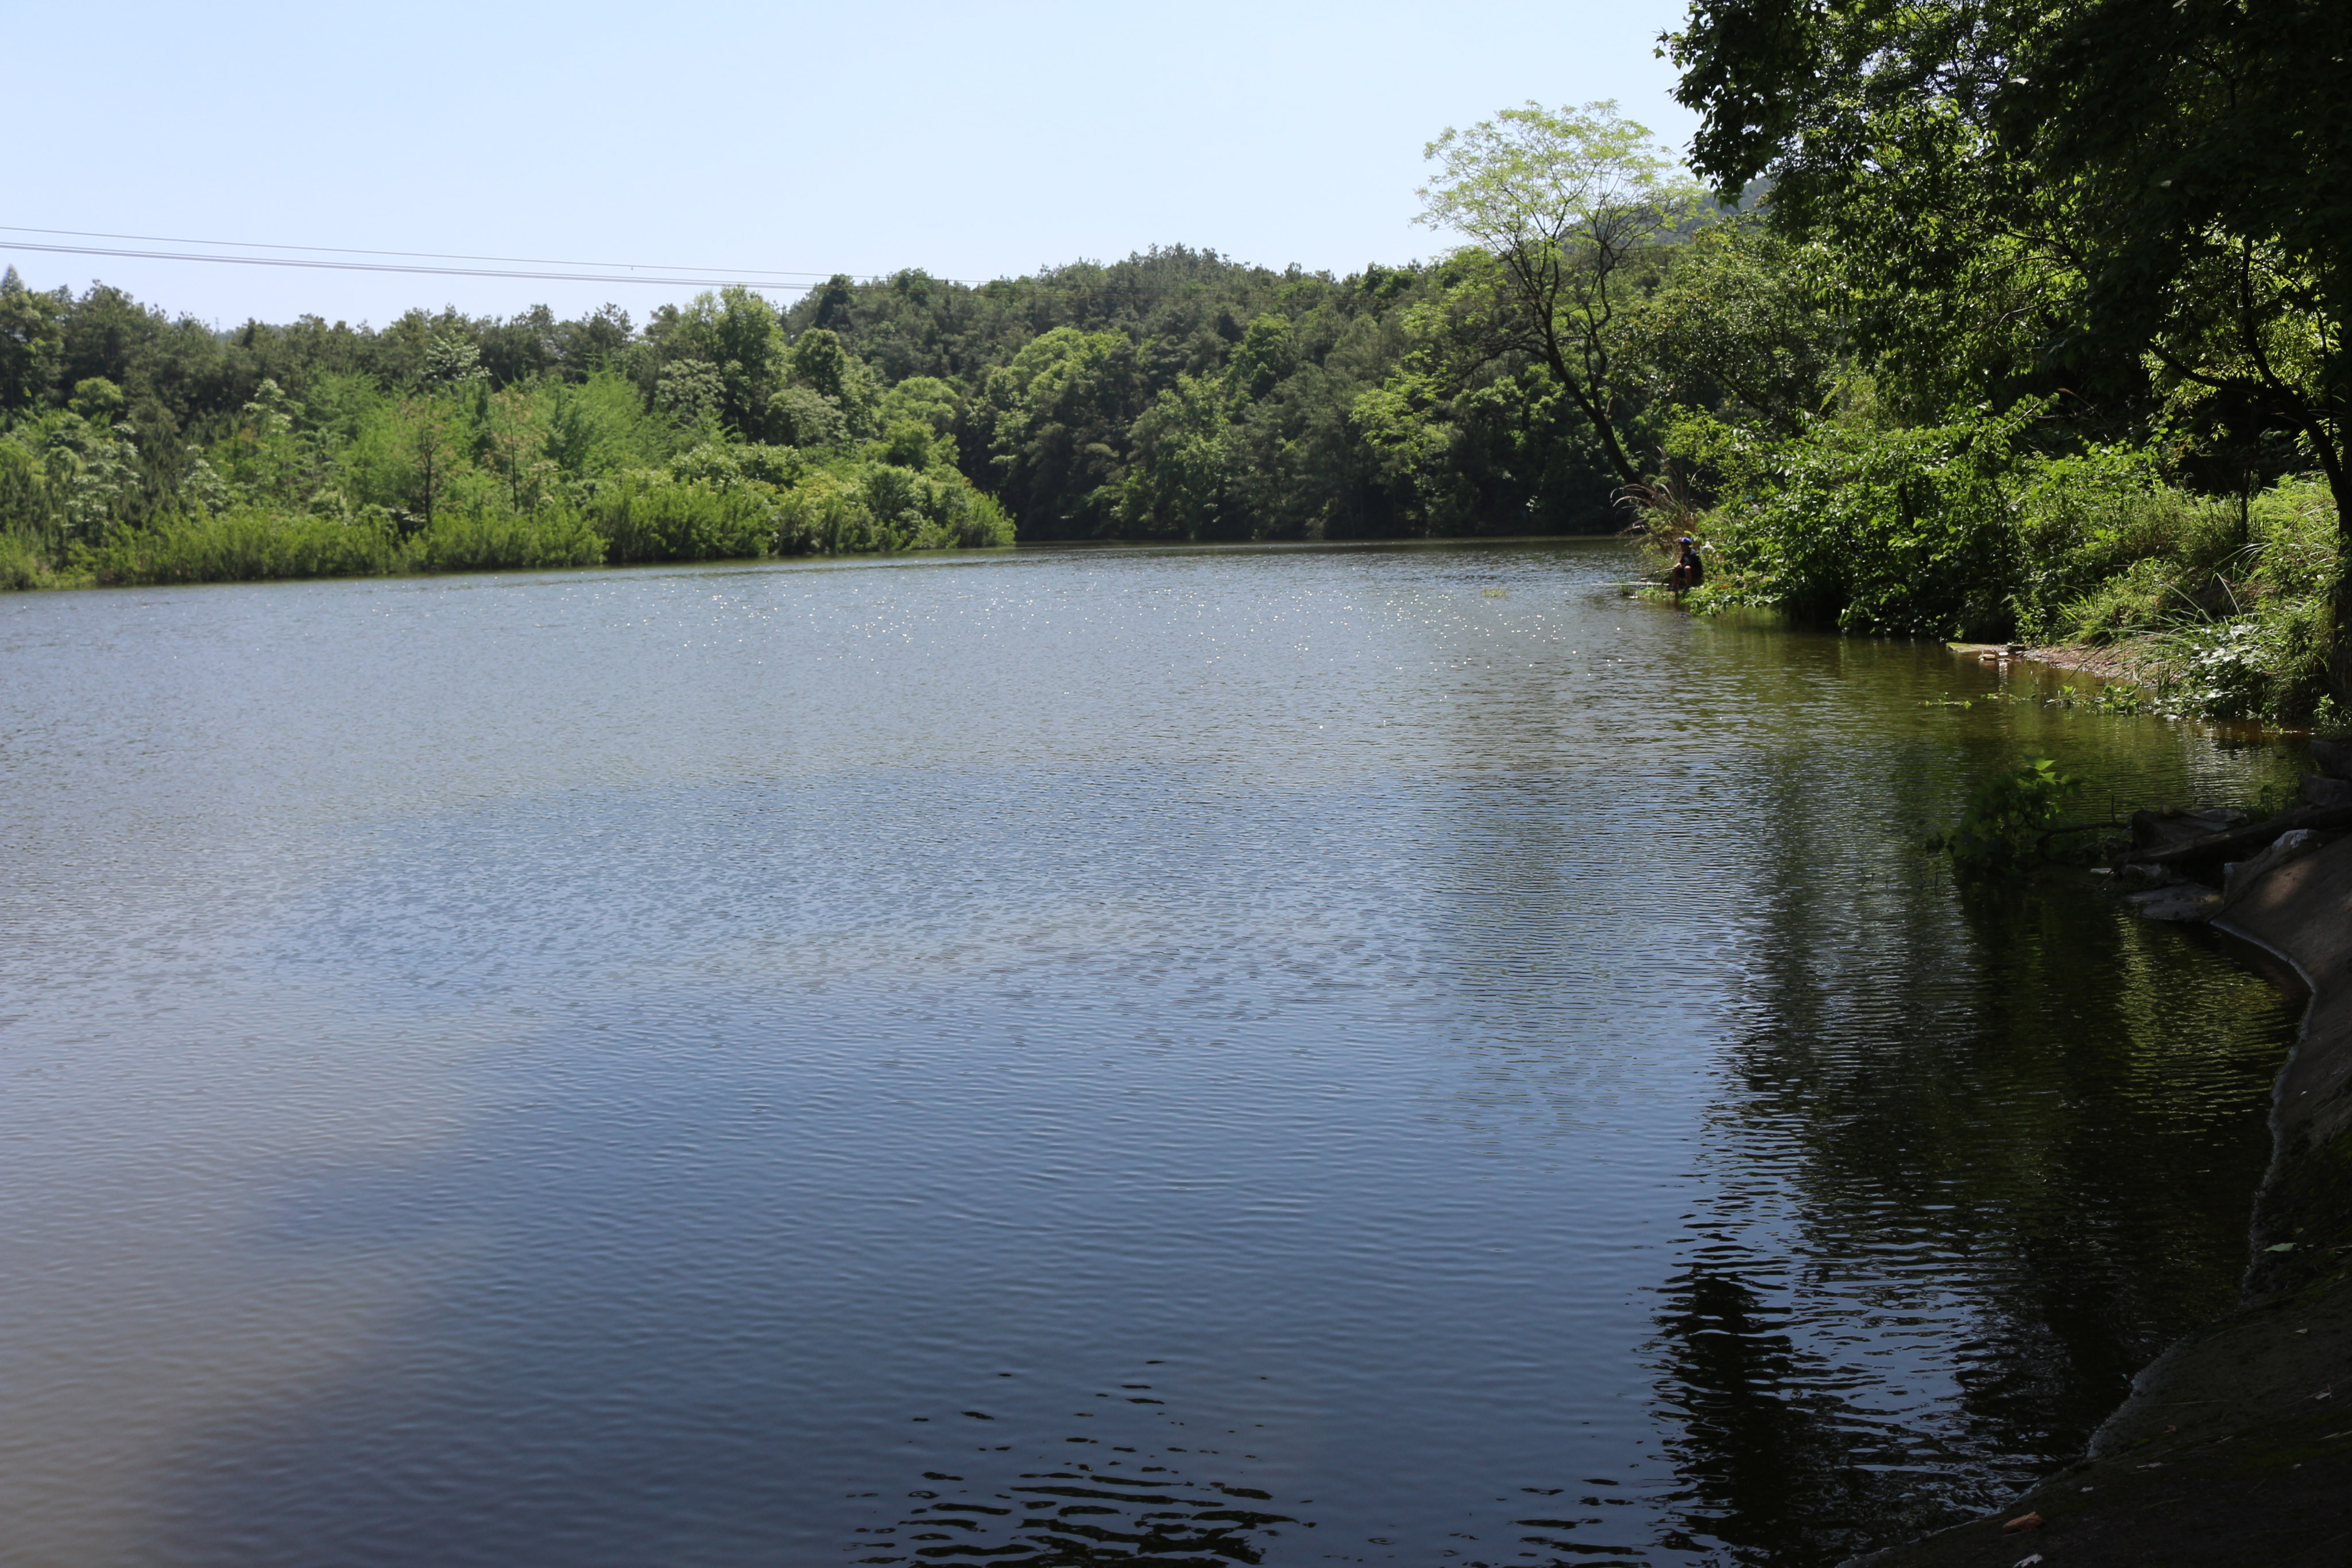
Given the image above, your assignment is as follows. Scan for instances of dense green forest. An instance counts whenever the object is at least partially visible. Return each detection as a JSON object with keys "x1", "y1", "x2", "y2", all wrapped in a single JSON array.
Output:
[
  {"x1": 1653, "y1": 0, "x2": 2351, "y2": 724},
  {"x1": 5, "y1": 0, "x2": 2347, "y2": 723},
  {"x1": 0, "y1": 237, "x2": 1676, "y2": 586}
]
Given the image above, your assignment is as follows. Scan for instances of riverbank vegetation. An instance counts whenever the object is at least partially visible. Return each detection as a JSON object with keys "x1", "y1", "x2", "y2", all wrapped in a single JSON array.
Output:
[
  {"x1": 0, "y1": 236, "x2": 1654, "y2": 591},
  {"x1": 0, "y1": 282, "x2": 1013, "y2": 589},
  {"x1": 1644, "y1": 0, "x2": 2350, "y2": 725},
  {"x1": 4, "y1": 0, "x2": 2345, "y2": 725}
]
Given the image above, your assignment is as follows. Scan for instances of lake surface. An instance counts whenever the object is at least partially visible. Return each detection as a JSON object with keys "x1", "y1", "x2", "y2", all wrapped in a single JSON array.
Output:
[{"x1": 0, "y1": 539, "x2": 2304, "y2": 1567}]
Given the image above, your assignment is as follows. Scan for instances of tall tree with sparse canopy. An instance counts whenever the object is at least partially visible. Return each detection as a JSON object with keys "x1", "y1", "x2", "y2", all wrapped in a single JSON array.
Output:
[{"x1": 1415, "y1": 100, "x2": 1703, "y2": 489}]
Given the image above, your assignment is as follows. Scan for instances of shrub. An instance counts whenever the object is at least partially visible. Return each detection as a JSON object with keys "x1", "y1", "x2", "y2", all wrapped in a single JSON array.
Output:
[
  {"x1": 409, "y1": 508, "x2": 606, "y2": 571},
  {"x1": 75, "y1": 508, "x2": 403, "y2": 586},
  {"x1": 2055, "y1": 556, "x2": 2187, "y2": 643},
  {"x1": 2014, "y1": 450, "x2": 2242, "y2": 638},
  {"x1": 1946, "y1": 754, "x2": 2079, "y2": 875},
  {"x1": 1686, "y1": 405, "x2": 2344, "y2": 722},
  {"x1": 585, "y1": 473, "x2": 777, "y2": 562},
  {"x1": 772, "y1": 464, "x2": 1015, "y2": 556},
  {"x1": 0, "y1": 531, "x2": 54, "y2": 590},
  {"x1": 2153, "y1": 598, "x2": 2332, "y2": 723},
  {"x1": 1696, "y1": 401, "x2": 2043, "y2": 637}
]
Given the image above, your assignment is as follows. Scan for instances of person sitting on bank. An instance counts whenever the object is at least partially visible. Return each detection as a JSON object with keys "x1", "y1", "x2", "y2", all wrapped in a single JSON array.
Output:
[{"x1": 1668, "y1": 536, "x2": 1705, "y2": 597}]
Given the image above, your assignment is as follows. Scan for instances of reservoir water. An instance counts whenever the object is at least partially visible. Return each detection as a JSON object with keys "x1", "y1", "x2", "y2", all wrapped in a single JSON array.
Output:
[{"x1": 0, "y1": 539, "x2": 2303, "y2": 1567}]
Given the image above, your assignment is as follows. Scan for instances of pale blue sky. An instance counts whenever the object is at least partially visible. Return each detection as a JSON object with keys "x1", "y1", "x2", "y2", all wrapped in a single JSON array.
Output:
[{"x1": 6, "y1": 0, "x2": 1700, "y2": 328}]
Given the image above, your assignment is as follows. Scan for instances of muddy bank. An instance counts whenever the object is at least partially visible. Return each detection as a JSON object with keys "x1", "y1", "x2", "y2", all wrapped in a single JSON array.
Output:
[
  {"x1": 1948, "y1": 640, "x2": 2168, "y2": 692},
  {"x1": 1851, "y1": 804, "x2": 2352, "y2": 1565}
]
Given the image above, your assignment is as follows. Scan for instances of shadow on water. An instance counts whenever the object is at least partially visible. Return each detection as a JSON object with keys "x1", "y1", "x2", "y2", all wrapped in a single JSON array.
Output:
[
  {"x1": 1643, "y1": 845, "x2": 2296, "y2": 1563},
  {"x1": 846, "y1": 1399, "x2": 1306, "y2": 1567}
]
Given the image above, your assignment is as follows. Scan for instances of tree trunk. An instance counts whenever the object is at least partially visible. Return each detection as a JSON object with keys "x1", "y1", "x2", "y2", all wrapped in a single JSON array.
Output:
[
  {"x1": 1535, "y1": 334, "x2": 1642, "y2": 489},
  {"x1": 2331, "y1": 461, "x2": 2352, "y2": 710}
]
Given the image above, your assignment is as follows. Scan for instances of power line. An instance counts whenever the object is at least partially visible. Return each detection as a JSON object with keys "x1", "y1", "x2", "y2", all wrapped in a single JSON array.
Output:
[
  {"x1": 0, "y1": 226, "x2": 1364, "y2": 306},
  {"x1": 0, "y1": 239, "x2": 904, "y2": 292},
  {"x1": 0, "y1": 222, "x2": 875, "y2": 281}
]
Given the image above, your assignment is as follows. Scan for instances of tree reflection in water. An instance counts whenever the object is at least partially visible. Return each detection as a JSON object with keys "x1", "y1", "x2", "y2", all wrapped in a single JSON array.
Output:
[
  {"x1": 1647, "y1": 1259, "x2": 1953, "y2": 1564},
  {"x1": 848, "y1": 1388, "x2": 1305, "y2": 1567},
  {"x1": 1641, "y1": 810, "x2": 2296, "y2": 1564}
]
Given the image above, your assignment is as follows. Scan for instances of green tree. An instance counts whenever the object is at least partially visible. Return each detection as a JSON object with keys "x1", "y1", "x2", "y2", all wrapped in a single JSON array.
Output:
[
  {"x1": 1224, "y1": 313, "x2": 1295, "y2": 406},
  {"x1": 1120, "y1": 376, "x2": 1229, "y2": 539},
  {"x1": 784, "y1": 327, "x2": 877, "y2": 434},
  {"x1": 1668, "y1": 0, "x2": 2352, "y2": 686},
  {"x1": 974, "y1": 327, "x2": 1142, "y2": 539},
  {"x1": 1415, "y1": 100, "x2": 1704, "y2": 487},
  {"x1": 656, "y1": 359, "x2": 724, "y2": 427},
  {"x1": 766, "y1": 385, "x2": 848, "y2": 449},
  {"x1": 423, "y1": 332, "x2": 488, "y2": 387},
  {"x1": 0, "y1": 268, "x2": 63, "y2": 411},
  {"x1": 1621, "y1": 223, "x2": 1840, "y2": 437},
  {"x1": 668, "y1": 287, "x2": 790, "y2": 436}
]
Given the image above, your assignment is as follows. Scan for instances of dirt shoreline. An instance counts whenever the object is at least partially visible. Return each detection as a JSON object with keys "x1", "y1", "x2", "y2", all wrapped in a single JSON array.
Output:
[
  {"x1": 1947, "y1": 641, "x2": 2164, "y2": 686},
  {"x1": 1847, "y1": 839, "x2": 2352, "y2": 1567}
]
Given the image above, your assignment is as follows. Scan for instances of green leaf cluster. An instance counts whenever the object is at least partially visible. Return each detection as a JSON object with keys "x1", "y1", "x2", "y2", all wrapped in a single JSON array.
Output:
[
  {"x1": 1947, "y1": 755, "x2": 2079, "y2": 876},
  {"x1": 1665, "y1": 0, "x2": 2352, "y2": 698}
]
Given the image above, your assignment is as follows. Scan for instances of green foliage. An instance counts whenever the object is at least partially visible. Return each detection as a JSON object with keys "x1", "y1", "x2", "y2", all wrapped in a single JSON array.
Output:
[
  {"x1": 2014, "y1": 450, "x2": 2243, "y2": 641},
  {"x1": 1119, "y1": 376, "x2": 1231, "y2": 540},
  {"x1": 1, "y1": 300, "x2": 1012, "y2": 590},
  {"x1": 2152, "y1": 599, "x2": 2332, "y2": 725},
  {"x1": 585, "y1": 474, "x2": 778, "y2": 563},
  {"x1": 1681, "y1": 389, "x2": 2342, "y2": 719},
  {"x1": 75, "y1": 508, "x2": 403, "y2": 585},
  {"x1": 1667, "y1": 0, "x2": 2352, "y2": 692},
  {"x1": 790, "y1": 247, "x2": 1638, "y2": 541},
  {"x1": 1415, "y1": 101, "x2": 1706, "y2": 487},
  {"x1": 2024, "y1": 471, "x2": 2337, "y2": 722},
  {"x1": 875, "y1": 375, "x2": 959, "y2": 437},
  {"x1": 976, "y1": 327, "x2": 1139, "y2": 538},
  {"x1": 6, "y1": 243, "x2": 1735, "y2": 562},
  {"x1": 667, "y1": 288, "x2": 788, "y2": 436},
  {"x1": 1693, "y1": 399, "x2": 2045, "y2": 636},
  {"x1": 783, "y1": 327, "x2": 877, "y2": 438},
  {"x1": 773, "y1": 463, "x2": 1013, "y2": 555},
  {"x1": 409, "y1": 508, "x2": 606, "y2": 572},
  {"x1": 1946, "y1": 754, "x2": 2079, "y2": 875},
  {"x1": 0, "y1": 268, "x2": 64, "y2": 411},
  {"x1": 0, "y1": 528, "x2": 56, "y2": 589},
  {"x1": 1620, "y1": 224, "x2": 1839, "y2": 436}
]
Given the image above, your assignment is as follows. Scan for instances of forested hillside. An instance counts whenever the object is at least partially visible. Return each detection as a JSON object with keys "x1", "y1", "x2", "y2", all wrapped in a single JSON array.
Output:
[
  {"x1": 0, "y1": 239, "x2": 1672, "y2": 583},
  {"x1": 6, "y1": 9, "x2": 2349, "y2": 726}
]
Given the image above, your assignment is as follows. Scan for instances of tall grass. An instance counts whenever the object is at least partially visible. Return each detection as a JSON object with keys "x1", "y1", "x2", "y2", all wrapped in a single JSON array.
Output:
[
  {"x1": 410, "y1": 509, "x2": 606, "y2": 571},
  {"x1": 0, "y1": 531, "x2": 58, "y2": 590},
  {"x1": 4, "y1": 458, "x2": 1018, "y2": 593},
  {"x1": 584, "y1": 474, "x2": 776, "y2": 563},
  {"x1": 75, "y1": 508, "x2": 404, "y2": 585}
]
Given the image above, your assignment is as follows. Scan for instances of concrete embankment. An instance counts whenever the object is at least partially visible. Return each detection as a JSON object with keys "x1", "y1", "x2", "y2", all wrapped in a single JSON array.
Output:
[{"x1": 1854, "y1": 794, "x2": 2352, "y2": 1565}]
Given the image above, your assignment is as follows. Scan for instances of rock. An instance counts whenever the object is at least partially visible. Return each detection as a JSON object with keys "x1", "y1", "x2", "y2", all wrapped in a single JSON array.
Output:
[
  {"x1": 2124, "y1": 884, "x2": 2220, "y2": 922},
  {"x1": 2126, "y1": 804, "x2": 2352, "y2": 876},
  {"x1": 2001, "y1": 1512, "x2": 2044, "y2": 1532},
  {"x1": 2304, "y1": 775, "x2": 2352, "y2": 808},
  {"x1": 2311, "y1": 738, "x2": 2352, "y2": 780},
  {"x1": 2132, "y1": 807, "x2": 2249, "y2": 853},
  {"x1": 2223, "y1": 828, "x2": 2329, "y2": 903}
]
